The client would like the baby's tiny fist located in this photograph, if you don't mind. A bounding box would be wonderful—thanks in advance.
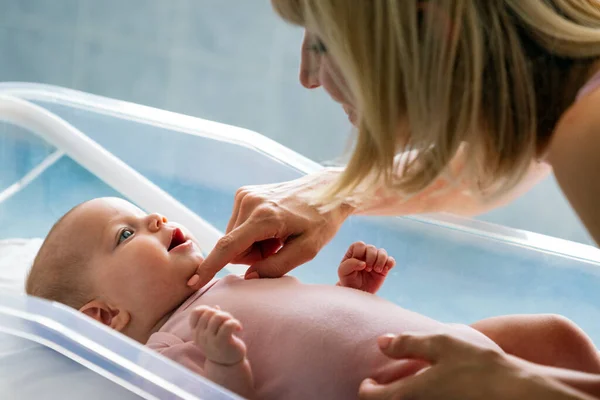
[192,306,247,366]
[338,243,395,294]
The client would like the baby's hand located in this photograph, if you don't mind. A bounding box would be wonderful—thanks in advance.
[337,242,395,294]
[189,305,247,366]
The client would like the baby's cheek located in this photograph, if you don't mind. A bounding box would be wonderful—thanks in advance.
[131,247,168,270]
[128,259,171,291]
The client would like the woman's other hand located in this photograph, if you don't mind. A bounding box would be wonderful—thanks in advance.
[359,331,593,400]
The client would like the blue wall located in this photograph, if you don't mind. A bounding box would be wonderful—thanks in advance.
[0,0,350,161]
[0,0,593,245]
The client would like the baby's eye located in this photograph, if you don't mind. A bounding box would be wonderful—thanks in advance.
[118,228,134,245]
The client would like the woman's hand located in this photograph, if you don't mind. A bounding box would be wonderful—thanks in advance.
[188,170,354,289]
[359,331,595,400]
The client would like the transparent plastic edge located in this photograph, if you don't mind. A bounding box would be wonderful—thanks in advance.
[0,293,242,400]
[0,82,597,263]
[0,325,160,400]
[403,213,600,266]
[0,82,322,173]
[0,94,249,274]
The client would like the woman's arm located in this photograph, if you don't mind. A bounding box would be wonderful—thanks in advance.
[351,144,550,217]
[192,144,549,286]
[510,356,600,398]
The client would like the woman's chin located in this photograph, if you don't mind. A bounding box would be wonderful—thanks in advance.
[342,104,358,125]
[347,111,358,125]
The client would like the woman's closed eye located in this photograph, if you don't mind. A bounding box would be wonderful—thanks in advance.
[117,228,134,245]
[310,38,327,54]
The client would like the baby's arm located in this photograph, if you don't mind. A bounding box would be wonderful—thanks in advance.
[337,241,395,294]
[190,305,256,399]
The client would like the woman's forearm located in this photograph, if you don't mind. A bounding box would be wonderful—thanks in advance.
[349,147,550,217]
[510,355,600,399]
[536,366,600,398]
[305,144,549,218]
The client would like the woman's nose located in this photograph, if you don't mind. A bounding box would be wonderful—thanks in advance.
[300,67,321,89]
[148,213,167,231]
[299,32,321,89]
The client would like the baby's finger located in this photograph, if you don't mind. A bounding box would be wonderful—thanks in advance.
[189,305,211,329]
[385,257,396,270]
[365,245,377,268]
[340,244,354,263]
[217,318,242,339]
[208,311,232,335]
[349,241,367,261]
[373,248,388,273]
[197,307,217,332]
[338,258,366,278]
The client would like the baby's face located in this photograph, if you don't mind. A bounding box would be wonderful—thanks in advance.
[67,197,201,319]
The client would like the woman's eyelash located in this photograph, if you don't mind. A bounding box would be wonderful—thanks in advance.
[310,39,327,53]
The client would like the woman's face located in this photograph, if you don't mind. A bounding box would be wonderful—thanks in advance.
[299,31,358,125]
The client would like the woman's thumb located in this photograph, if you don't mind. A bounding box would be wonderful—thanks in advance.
[248,237,318,278]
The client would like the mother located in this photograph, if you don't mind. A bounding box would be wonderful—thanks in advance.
[192,1,600,399]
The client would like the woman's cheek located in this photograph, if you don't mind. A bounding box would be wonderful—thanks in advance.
[321,61,352,106]
[321,72,344,103]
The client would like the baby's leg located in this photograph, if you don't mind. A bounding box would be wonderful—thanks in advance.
[471,314,600,373]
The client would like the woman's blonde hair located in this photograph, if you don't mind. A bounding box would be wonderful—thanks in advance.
[272,0,600,206]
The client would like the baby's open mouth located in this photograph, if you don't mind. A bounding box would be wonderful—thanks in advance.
[168,228,187,252]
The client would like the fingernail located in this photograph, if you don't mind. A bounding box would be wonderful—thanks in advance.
[187,274,200,287]
[378,334,395,349]
[245,271,259,280]
[361,378,377,389]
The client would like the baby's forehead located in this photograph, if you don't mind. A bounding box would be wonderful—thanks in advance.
[38,198,144,270]
[78,197,144,220]
[60,198,145,237]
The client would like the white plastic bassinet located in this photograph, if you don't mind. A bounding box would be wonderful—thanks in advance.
[1,83,599,399]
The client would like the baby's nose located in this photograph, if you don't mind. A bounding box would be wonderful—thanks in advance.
[148,213,167,231]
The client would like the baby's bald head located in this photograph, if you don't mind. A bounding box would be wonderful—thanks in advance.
[26,201,96,309]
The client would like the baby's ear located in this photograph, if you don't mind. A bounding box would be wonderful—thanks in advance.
[80,300,130,332]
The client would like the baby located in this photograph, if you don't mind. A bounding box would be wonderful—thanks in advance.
[26,197,600,399]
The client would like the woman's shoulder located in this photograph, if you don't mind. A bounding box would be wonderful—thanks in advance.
[550,88,600,161]
[547,90,600,243]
